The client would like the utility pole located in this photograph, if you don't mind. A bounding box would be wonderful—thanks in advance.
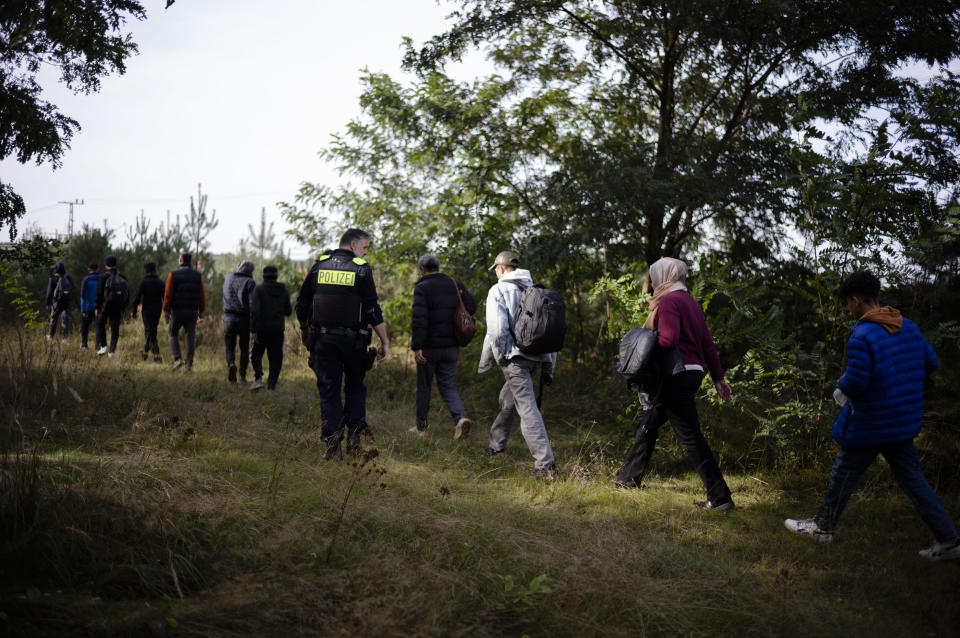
[58,199,84,236]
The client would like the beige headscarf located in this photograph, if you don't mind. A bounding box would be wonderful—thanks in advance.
[642,257,687,329]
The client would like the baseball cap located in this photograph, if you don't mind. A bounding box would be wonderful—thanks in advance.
[489,250,519,270]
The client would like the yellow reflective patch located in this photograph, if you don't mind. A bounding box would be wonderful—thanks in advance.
[317,269,356,286]
[352,257,367,265]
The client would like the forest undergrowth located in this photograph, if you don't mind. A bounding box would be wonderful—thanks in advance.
[1,323,958,637]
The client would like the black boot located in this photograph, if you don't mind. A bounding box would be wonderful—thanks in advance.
[346,421,368,455]
[322,437,342,461]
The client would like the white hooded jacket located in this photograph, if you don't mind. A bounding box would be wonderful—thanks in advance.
[478,268,557,373]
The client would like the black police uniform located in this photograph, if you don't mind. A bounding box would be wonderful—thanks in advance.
[295,248,384,452]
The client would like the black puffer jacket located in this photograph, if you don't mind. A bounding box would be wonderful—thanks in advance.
[132,274,165,316]
[251,280,292,334]
[411,273,477,350]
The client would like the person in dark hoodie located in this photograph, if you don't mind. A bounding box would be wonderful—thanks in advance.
[222,260,256,383]
[131,261,166,362]
[95,255,129,357]
[409,253,477,439]
[249,265,292,391]
[45,261,74,340]
[79,263,99,349]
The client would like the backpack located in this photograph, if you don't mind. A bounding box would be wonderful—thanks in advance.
[53,275,73,301]
[104,271,130,307]
[615,327,686,393]
[510,282,566,355]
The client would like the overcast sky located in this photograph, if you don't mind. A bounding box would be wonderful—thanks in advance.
[2,0,473,259]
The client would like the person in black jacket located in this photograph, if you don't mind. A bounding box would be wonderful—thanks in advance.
[131,262,166,362]
[45,261,74,340]
[95,255,129,357]
[163,253,205,371]
[409,253,477,439]
[249,265,292,391]
[222,261,256,383]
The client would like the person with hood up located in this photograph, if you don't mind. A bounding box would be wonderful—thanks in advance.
[785,270,959,560]
[478,250,558,480]
[79,263,99,349]
[249,265,292,391]
[95,255,129,357]
[131,261,165,362]
[222,260,256,383]
[613,257,734,511]
[45,261,74,340]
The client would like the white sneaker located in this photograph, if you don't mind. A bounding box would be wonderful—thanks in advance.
[919,538,960,561]
[96,347,108,356]
[249,379,265,391]
[454,417,471,440]
[407,426,428,437]
[784,518,833,543]
[107,352,115,358]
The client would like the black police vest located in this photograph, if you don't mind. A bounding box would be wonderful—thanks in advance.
[311,254,366,328]
[170,266,203,310]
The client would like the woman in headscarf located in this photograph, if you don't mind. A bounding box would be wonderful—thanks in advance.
[615,257,735,510]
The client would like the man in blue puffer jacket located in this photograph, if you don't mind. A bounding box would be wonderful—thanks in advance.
[785,271,959,561]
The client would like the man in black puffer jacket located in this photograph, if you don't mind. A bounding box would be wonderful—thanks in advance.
[250,265,291,391]
[409,253,477,439]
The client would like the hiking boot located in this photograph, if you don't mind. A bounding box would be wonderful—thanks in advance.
[695,498,735,511]
[614,478,642,489]
[408,426,428,437]
[322,438,342,461]
[172,359,184,370]
[784,518,833,543]
[454,417,471,440]
[919,538,960,561]
[482,447,504,457]
[249,379,265,391]
[532,463,559,481]
[347,425,366,454]
[228,364,237,383]
[97,347,109,356]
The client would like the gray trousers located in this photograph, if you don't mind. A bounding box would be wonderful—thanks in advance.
[168,309,198,364]
[489,358,555,469]
[415,347,467,429]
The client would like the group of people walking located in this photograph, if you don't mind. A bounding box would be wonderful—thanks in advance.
[43,253,292,390]
[41,227,960,562]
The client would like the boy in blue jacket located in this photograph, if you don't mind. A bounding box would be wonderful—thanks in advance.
[785,271,959,560]
[79,263,100,349]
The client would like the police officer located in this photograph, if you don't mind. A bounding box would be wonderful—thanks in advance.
[296,228,390,459]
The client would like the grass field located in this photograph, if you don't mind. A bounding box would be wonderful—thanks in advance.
[2,321,958,637]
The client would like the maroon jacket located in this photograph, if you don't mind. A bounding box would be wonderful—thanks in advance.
[653,290,724,381]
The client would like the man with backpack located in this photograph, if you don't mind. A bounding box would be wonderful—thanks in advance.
[249,265,291,391]
[478,251,560,480]
[222,260,256,383]
[44,261,74,340]
[163,252,206,372]
[79,263,99,349]
[409,253,477,439]
[95,255,130,357]
[131,261,165,362]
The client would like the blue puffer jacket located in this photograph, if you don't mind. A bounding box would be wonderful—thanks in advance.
[832,317,938,447]
[80,272,99,312]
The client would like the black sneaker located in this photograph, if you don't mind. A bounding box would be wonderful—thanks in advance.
[695,498,735,511]
[532,463,559,481]
[482,447,504,457]
[346,423,367,455]
[322,438,342,461]
[613,478,641,489]
[228,364,237,383]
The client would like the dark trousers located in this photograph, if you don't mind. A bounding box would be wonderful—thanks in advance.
[312,334,367,441]
[48,303,70,338]
[142,312,161,354]
[80,311,96,347]
[168,309,198,365]
[224,316,250,375]
[617,370,732,503]
[415,346,467,428]
[251,331,284,389]
[97,307,123,353]
[815,439,958,541]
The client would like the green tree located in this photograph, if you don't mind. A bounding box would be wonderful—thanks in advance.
[0,0,149,242]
